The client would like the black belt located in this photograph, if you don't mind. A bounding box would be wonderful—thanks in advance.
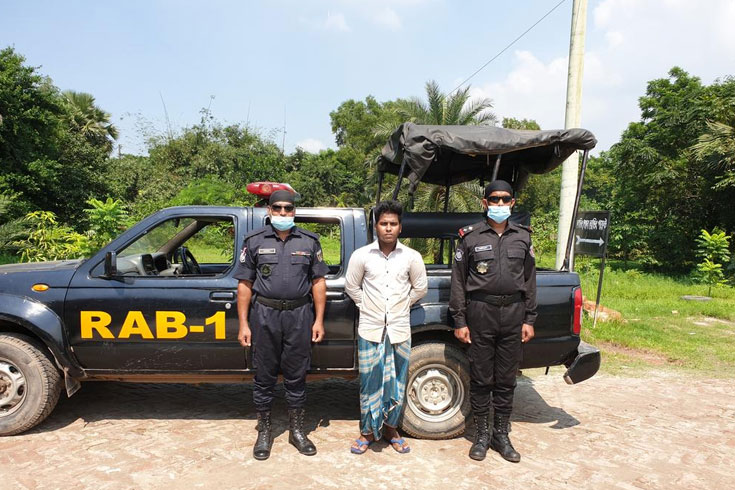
[255,295,311,310]
[468,292,523,306]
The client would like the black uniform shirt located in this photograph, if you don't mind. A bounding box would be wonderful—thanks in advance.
[449,220,537,328]
[233,225,329,299]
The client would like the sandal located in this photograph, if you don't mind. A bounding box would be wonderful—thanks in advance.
[389,437,411,454]
[350,437,373,454]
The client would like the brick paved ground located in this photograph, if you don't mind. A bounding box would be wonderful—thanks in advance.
[1,367,733,489]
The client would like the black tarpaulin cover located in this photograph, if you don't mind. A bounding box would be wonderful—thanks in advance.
[378,123,597,194]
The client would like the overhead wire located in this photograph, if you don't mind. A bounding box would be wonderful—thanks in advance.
[449,0,569,95]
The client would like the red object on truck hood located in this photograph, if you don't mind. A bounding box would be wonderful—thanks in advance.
[246,182,296,198]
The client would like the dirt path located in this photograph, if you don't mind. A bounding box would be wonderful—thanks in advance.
[1,368,733,489]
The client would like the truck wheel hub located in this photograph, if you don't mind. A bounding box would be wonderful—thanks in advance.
[0,360,27,417]
[407,363,464,423]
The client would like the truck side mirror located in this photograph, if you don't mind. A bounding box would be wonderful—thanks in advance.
[104,251,118,277]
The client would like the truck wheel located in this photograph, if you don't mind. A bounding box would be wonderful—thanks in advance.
[400,342,471,440]
[0,333,62,436]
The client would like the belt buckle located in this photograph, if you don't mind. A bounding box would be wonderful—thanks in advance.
[280,299,288,310]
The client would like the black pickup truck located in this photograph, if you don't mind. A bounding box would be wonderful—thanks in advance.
[0,124,601,438]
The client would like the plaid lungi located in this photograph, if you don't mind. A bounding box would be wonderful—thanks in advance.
[358,334,411,439]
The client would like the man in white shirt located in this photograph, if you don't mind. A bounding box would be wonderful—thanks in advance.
[344,200,428,454]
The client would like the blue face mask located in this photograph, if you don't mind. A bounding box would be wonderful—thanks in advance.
[487,205,511,223]
[271,215,295,231]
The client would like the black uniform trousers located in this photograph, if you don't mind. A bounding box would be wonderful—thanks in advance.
[466,299,524,416]
[251,301,314,412]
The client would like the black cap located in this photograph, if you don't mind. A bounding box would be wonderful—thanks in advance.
[269,190,295,205]
[484,179,514,198]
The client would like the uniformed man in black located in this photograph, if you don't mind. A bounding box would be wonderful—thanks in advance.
[449,179,537,463]
[234,190,329,460]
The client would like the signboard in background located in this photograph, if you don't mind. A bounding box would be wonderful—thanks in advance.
[573,211,611,329]
[574,211,610,257]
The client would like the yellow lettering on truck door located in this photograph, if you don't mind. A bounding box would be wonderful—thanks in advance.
[118,311,154,339]
[80,311,114,339]
[156,311,188,339]
[205,311,226,340]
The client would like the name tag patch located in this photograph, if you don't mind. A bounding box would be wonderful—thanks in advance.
[291,250,310,256]
[258,248,276,255]
[474,245,493,252]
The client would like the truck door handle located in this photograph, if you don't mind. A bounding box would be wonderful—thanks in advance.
[210,291,236,302]
[327,291,345,300]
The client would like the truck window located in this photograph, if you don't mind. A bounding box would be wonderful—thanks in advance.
[403,237,455,268]
[115,216,235,276]
[296,218,342,277]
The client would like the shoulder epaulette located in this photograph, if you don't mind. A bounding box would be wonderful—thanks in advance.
[298,227,320,241]
[517,224,533,233]
[244,226,268,241]
[458,222,482,238]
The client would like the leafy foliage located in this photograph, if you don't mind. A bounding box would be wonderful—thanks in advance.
[601,68,735,272]
[81,198,129,256]
[0,47,112,226]
[16,211,85,262]
[696,259,726,296]
[62,90,119,152]
[502,117,540,130]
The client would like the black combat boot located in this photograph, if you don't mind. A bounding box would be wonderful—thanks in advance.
[490,413,521,463]
[288,408,317,456]
[253,411,273,461]
[469,413,491,461]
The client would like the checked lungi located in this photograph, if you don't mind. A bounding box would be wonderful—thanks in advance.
[358,334,411,439]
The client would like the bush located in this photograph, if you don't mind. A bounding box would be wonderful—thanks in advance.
[694,229,732,295]
[15,211,85,262]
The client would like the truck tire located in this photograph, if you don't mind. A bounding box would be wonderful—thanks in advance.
[0,333,62,436]
[400,342,471,440]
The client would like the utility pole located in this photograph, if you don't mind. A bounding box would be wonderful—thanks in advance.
[556,0,588,269]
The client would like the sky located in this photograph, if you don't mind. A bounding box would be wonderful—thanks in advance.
[2,0,734,156]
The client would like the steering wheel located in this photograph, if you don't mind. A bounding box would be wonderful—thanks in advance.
[174,246,201,274]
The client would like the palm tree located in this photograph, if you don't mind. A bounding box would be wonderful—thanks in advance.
[377,81,497,261]
[691,114,735,190]
[378,80,497,209]
[376,80,496,139]
[62,90,119,153]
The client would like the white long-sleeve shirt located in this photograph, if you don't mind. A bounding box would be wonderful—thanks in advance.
[344,240,428,344]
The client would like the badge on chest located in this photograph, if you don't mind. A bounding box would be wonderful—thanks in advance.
[476,261,489,274]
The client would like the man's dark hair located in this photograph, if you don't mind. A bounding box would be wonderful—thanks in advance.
[374,200,403,223]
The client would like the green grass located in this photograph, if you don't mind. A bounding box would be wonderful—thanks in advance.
[319,235,341,265]
[578,265,735,377]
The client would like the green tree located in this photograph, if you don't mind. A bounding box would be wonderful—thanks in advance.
[694,229,731,295]
[330,96,399,154]
[378,81,496,139]
[62,90,119,153]
[0,47,111,226]
[121,115,288,219]
[502,117,540,130]
[15,211,84,262]
[690,96,735,190]
[81,198,129,255]
[0,192,25,260]
[286,147,369,207]
[604,67,735,271]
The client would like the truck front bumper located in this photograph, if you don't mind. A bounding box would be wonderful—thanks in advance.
[563,341,601,385]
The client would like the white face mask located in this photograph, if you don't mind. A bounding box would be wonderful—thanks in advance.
[270,215,294,231]
[487,206,511,223]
